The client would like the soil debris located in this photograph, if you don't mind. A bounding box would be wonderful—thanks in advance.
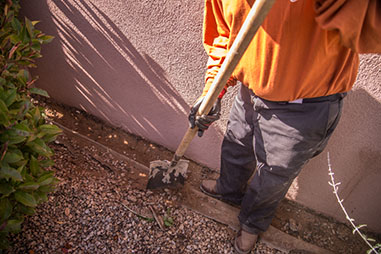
[7,97,379,253]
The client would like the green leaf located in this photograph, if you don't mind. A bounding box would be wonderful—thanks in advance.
[18,182,39,191]
[3,150,24,164]
[0,99,9,112]
[29,155,40,176]
[23,172,34,183]
[41,134,59,143]
[0,162,23,181]
[30,87,49,97]
[11,17,22,32]
[0,110,9,125]
[38,185,55,194]
[38,176,53,186]
[14,190,37,207]
[20,24,29,44]
[25,17,34,39]
[32,106,41,125]
[26,133,36,144]
[7,109,19,120]
[3,219,23,233]
[0,182,15,197]
[0,129,27,145]
[3,88,17,107]
[17,69,30,85]
[39,159,55,168]
[164,216,174,227]
[7,134,26,145]
[0,198,12,222]
[27,138,53,157]
[12,124,31,138]
[18,100,31,119]
[16,204,35,216]
[33,190,47,203]
[15,160,27,172]
[38,124,61,136]
[5,9,14,20]
[39,35,54,44]
[31,40,41,51]
[0,2,56,245]
[9,33,20,44]
[38,172,54,186]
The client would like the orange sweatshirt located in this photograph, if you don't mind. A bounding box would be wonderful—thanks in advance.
[202,0,381,101]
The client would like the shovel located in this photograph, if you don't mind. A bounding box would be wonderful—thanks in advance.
[146,0,276,190]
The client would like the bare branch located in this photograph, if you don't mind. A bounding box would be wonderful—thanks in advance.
[327,152,379,254]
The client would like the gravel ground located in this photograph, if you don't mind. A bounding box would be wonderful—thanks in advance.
[8,133,283,254]
[8,97,378,254]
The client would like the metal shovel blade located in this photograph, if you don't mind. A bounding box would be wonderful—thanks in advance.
[146,159,189,190]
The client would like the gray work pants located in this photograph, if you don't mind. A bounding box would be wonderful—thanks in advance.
[216,85,345,234]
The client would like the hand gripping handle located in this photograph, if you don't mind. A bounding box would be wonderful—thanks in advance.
[173,0,277,163]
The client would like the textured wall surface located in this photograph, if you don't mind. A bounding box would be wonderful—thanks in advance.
[21,1,381,232]
[292,54,381,233]
[21,0,227,166]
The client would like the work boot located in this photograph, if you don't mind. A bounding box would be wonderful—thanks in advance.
[200,180,242,207]
[200,180,222,199]
[234,229,258,254]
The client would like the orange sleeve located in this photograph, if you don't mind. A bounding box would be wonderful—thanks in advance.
[315,0,381,53]
[202,0,237,97]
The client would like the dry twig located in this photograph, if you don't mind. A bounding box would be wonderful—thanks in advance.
[149,205,165,230]
[327,152,380,254]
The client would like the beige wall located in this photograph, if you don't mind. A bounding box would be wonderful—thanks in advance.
[21,1,381,233]
[290,54,381,233]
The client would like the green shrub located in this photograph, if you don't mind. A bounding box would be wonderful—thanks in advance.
[0,0,61,249]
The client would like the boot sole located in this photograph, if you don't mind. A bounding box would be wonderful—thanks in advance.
[199,184,241,208]
[234,236,252,254]
[199,183,223,199]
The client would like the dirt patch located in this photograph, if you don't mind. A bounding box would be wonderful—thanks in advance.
[9,113,281,253]
[32,97,380,253]
[9,132,239,253]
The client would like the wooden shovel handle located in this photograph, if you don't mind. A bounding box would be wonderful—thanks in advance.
[174,0,276,161]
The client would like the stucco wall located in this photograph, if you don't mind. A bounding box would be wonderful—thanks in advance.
[290,54,381,233]
[21,1,381,233]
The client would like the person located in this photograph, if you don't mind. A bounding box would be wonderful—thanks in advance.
[188,0,381,253]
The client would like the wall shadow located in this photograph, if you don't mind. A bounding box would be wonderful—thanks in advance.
[20,0,381,232]
[20,0,224,162]
[294,88,381,232]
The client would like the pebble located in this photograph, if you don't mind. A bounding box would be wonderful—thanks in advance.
[289,218,299,232]
[127,195,137,203]
[8,133,286,254]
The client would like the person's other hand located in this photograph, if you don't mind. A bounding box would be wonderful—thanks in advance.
[188,97,221,137]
